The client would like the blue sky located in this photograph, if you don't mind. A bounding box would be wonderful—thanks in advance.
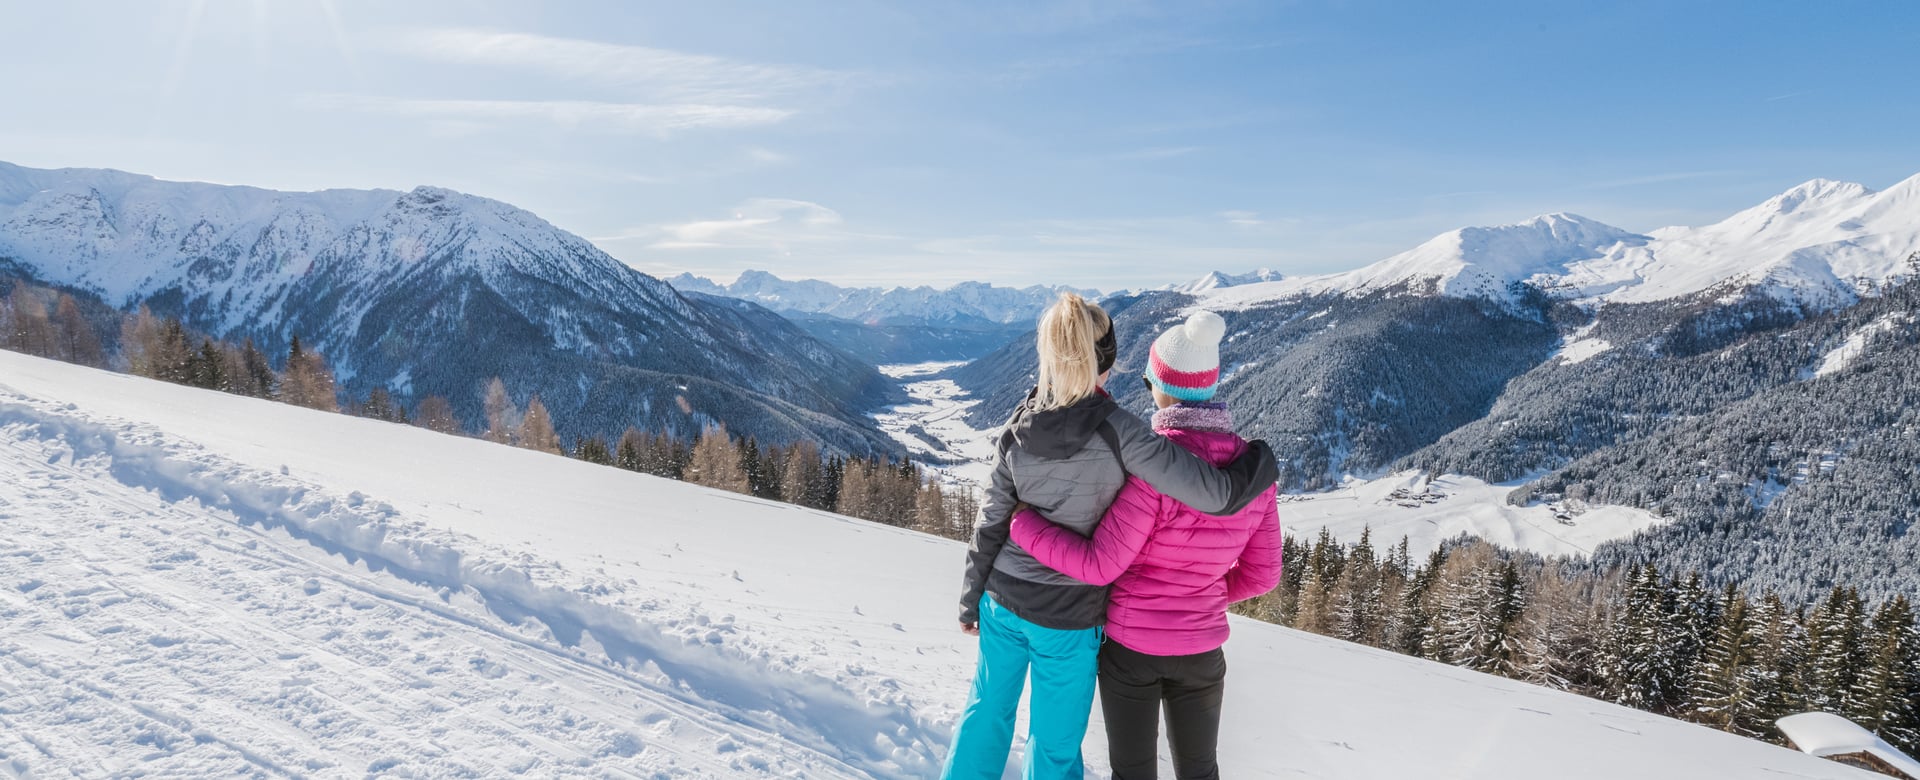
[2,1,1917,290]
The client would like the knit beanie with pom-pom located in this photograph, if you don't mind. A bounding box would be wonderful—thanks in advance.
[1147,310,1226,401]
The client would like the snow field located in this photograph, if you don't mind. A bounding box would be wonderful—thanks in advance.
[871,362,998,488]
[0,350,1877,779]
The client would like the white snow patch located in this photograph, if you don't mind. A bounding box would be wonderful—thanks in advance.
[1554,337,1614,365]
[1811,312,1912,378]
[1283,471,1667,559]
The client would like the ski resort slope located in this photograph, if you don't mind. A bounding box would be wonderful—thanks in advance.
[0,351,1874,779]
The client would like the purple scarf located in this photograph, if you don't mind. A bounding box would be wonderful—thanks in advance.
[1151,401,1233,434]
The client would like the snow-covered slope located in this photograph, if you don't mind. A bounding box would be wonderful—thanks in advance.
[1283,471,1667,559]
[1204,173,1920,312]
[0,349,1874,779]
[0,161,900,452]
[668,270,1097,326]
[1163,268,1286,295]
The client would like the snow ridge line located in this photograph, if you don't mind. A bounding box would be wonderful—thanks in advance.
[0,398,943,778]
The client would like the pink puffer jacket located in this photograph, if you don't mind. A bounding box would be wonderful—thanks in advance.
[1010,403,1282,656]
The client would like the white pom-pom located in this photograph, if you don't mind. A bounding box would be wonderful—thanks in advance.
[1184,310,1227,345]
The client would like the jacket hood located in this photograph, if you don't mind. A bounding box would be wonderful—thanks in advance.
[1006,388,1119,459]
[1155,402,1247,467]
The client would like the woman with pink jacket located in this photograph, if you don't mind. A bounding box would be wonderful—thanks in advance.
[1009,310,1282,780]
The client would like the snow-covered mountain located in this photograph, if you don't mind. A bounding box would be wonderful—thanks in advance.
[1163,268,1286,295]
[1204,174,1920,312]
[668,269,1098,327]
[0,161,900,453]
[0,349,1875,779]
[950,173,1920,606]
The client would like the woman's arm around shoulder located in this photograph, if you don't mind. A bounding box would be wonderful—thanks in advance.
[1105,409,1279,516]
[1009,476,1162,586]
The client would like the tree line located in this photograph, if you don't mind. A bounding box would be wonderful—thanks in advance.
[1,280,982,545]
[1234,529,1920,759]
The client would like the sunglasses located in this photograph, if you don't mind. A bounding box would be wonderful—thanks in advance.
[1141,376,1154,393]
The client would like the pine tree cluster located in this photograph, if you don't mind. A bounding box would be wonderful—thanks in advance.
[1239,530,1920,756]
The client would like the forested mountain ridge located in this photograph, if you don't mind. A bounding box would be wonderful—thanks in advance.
[952,175,1920,603]
[0,162,902,454]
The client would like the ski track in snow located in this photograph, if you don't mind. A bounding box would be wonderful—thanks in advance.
[0,397,937,779]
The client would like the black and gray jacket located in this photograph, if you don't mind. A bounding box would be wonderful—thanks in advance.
[958,389,1280,630]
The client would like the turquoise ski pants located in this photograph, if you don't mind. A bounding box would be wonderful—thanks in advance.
[942,594,1100,780]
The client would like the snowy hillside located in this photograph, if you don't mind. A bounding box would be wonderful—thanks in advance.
[0,349,1874,779]
[0,161,900,452]
[1203,173,1920,311]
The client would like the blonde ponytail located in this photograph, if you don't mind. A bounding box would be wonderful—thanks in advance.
[1033,292,1112,411]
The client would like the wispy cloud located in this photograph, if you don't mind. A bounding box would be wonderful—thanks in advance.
[596,199,893,252]
[391,29,853,103]
[1220,210,1266,227]
[299,94,790,134]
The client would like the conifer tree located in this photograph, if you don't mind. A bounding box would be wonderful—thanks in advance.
[1802,586,1866,715]
[1333,528,1386,646]
[1686,584,1766,736]
[280,335,338,411]
[518,394,562,454]
[1748,593,1806,729]
[573,434,613,466]
[616,428,648,472]
[779,440,827,509]
[3,285,55,357]
[1850,596,1920,752]
[154,318,194,384]
[1434,551,1527,677]
[240,337,276,398]
[1602,564,1684,713]
[686,425,749,494]
[53,293,102,366]
[912,479,951,538]
[1390,548,1446,658]
[482,377,517,444]
[119,306,162,376]
[415,396,460,435]
[191,338,227,391]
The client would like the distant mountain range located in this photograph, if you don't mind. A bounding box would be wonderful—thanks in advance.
[666,270,1100,363]
[667,269,1099,327]
[0,161,902,454]
[953,173,1920,603]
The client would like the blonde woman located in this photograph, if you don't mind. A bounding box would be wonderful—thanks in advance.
[944,294,1278,780]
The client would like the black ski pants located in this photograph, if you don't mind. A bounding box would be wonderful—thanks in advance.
[1098,639,1228,780]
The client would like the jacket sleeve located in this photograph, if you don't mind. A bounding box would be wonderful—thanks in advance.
[1106,410,1280,516]
[959,438,1019,624]
[1009,477,1160,586]
[1225,487,1283,603]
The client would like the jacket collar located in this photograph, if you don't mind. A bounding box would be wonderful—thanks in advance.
[1007,386,1120,459]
